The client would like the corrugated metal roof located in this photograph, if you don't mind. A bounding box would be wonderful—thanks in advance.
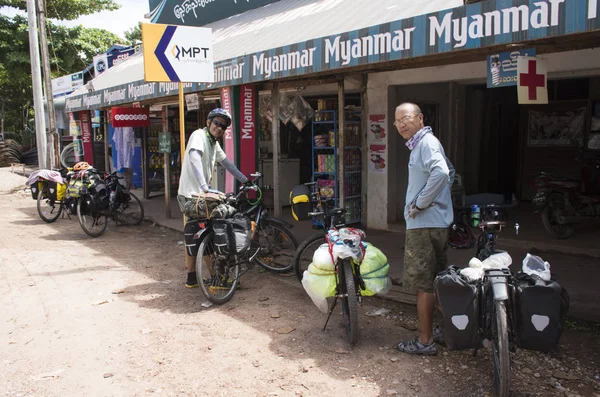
[65,0,462,100]
[207,0,463,61]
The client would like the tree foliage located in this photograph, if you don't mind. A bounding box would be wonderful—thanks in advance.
[0,0,120,21]
[124,22,142,46]
[0,2,122,142]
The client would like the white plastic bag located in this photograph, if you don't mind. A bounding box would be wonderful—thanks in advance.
[301,265,336,313]
[481,252,512,269]
[522,253,551,281]
[312,244,334,271]
[460,267,484,283]
[468,257,484,269]
[326,228,366,262]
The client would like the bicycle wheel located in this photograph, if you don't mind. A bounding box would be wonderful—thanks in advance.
[492,300,510,397]
[77,198,108,238]
[37,187,62,223]
[340,259,359,346]
[292,233,325,282]
[60,142,77,169]
[115,192,144,226]
[254,220,298,273]
[197,231,240,305]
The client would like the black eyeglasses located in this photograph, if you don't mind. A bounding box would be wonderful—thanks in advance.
[212,120,228,130]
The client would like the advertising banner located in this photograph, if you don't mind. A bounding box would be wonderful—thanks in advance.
[221,87,235,193]
[141,23,214,83]
[111,107,151,127]
[487,49,536,88]
[238,85,257,180]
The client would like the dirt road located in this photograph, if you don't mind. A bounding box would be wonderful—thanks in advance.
[1,173,599,396]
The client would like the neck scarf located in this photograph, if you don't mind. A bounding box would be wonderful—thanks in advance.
[405,126,432,151]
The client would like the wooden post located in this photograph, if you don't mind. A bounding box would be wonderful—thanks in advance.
[337,79,345,210]
[271,83,281,218]
[163,105,171,218]
[164,153,171,218]
[179,83,185,225]
[104,110,110,175]
[360,73,368,226]
[141,121,148,199]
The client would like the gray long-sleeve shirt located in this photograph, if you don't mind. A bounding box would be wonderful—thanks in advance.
[404,131,455,229]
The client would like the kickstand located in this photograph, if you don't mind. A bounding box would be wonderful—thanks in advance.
[323,296,338,331]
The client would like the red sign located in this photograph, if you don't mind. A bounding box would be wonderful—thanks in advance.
[221,87,235,193]
[239,85,257,181]
[520,60,544,100]
[111,107,150,127]
[79,111,95,166]
[517,56,548,104]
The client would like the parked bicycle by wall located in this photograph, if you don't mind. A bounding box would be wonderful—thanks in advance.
[290,182,391,346]
[77,171,144,237]
[189,173,298,304]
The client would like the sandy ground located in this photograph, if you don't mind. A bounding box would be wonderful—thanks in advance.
[1,167,599,397]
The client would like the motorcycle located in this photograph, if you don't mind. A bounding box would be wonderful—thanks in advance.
[531,149,600,239]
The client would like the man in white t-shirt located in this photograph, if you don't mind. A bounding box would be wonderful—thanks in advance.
[177,108,249,288]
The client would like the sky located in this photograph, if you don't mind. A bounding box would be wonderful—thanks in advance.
[0,0,148,39]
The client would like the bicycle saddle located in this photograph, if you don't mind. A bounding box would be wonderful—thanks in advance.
[331,208,346,216]
[479,220,506,230]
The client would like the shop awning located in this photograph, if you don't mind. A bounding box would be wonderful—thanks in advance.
[208,0,463,61]
[64,0,600,112]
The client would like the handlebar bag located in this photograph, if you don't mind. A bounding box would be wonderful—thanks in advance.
[434,266,482,350]
[515,273,569,352]
[290,184,311,221]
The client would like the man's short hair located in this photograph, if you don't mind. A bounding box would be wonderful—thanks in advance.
[396,102,422,115]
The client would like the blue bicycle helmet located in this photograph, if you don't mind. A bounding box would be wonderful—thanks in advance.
[207,108,232,127]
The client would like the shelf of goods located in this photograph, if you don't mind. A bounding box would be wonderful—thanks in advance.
[311,109,363,224]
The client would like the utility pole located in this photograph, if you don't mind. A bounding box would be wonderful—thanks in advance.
[26,0,47,169]
[37,0,59,169]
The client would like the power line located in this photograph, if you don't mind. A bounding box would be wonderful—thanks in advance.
[48,3,94,72]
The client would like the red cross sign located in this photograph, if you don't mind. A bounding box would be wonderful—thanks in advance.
[517,56,548,104]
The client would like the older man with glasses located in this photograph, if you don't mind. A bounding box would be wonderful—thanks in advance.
[177,107,249,289]
[394,102,455,356]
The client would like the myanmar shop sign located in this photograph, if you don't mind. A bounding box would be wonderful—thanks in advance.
[148,0,281,27]
[235,0,599,82]
[66,0,600,112]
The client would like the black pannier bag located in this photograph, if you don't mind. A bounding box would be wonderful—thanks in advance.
[212,215,253,254]
[290,184,311,221]
[46,181,58,201]
[515,273,569,352]
[63,197,77,215]
[184,220,204,257]
[30,180,46,200]
[434,266,481,350]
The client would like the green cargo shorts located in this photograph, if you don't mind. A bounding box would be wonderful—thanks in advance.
[403,228,449,294]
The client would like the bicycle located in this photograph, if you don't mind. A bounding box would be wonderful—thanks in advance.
[194,173,298,304]
[35,141,81,223]
[35,168,75,223]
[454,198,519,397]
[77,171,145,237]
[291,182,366,345]
[291,181,347,281]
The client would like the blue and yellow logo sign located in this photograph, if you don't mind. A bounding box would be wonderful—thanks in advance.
[142,23,214,83]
